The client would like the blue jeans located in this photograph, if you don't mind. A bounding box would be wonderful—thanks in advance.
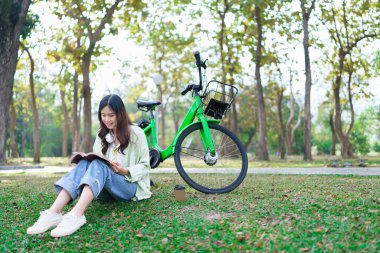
[54,159,137,203]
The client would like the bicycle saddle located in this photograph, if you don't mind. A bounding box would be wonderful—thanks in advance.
[136,100,161,111]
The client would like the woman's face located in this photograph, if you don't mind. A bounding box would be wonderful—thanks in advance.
[101,106,117,131]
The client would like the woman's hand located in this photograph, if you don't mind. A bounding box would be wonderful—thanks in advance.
[109,161,130,176]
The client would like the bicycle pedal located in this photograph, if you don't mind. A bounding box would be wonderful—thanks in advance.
[149,149,161,169]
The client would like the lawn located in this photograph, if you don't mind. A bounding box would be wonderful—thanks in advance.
[0,173,379,252]
[5,155,380,168]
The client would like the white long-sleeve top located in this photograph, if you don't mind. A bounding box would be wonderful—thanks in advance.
[93,125,151,201]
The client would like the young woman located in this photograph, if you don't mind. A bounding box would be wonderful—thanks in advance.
[27,94,151,237]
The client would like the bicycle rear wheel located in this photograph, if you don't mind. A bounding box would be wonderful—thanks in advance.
[174,122,248,194]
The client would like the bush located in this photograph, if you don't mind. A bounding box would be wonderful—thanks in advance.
[373,142,380,152]
[351,130,370,155]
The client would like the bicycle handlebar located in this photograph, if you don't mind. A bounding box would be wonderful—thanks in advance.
[194,51,202,67]
[181,85,193,96]
[181,51,207,96]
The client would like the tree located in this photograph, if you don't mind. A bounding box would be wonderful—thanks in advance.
[9,99,19,158]
[57,68,71,157]
[285,84,303,155]
[47,31,82,153]
[20,42,40,163]
[12,63,33,158]
[253,4,269,160]
[300,0,317,161]
[52,0,144,152]
[321,0,379,158]
[0,0,31,164]
[270,4,304,156]
[240,1,278,160]
[205,0,242,134]
[135,1,195,146]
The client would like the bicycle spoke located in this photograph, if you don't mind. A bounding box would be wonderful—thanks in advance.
[180,151,204,160]
[180,146,205,153]
[175,123,247,194]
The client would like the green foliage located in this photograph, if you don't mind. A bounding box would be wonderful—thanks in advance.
[372,50,380,76]
[349,107,378,155]
[312,103,333,155]
[350,130,370,155]
[7,0,380,160]
[1,174,379,251]
[373,142,380,153]
[39,124,68,157]
[21,13,39,40]
[312,134,332,155]
[350,106,380,155]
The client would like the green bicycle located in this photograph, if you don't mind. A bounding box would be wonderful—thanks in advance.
[136,52,248,194]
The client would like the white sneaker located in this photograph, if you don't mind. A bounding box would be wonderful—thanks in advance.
[27,210,63,235]
[50,213,86,237]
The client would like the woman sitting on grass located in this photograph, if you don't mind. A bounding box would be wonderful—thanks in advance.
[27,94,151,237]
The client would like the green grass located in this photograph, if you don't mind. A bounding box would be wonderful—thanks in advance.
[6,155,380,168]
[0,173,379,252]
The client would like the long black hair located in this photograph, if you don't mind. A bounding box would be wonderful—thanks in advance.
[98,94,132,155]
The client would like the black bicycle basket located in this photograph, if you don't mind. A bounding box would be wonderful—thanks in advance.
[201,80,238,119]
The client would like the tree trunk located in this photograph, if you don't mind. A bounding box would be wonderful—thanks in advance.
[9,100,19,158]
[218,7,230,130]
[20,117,26,157]
[72,72,80,152]
[160,102,166,147]
[329,110,336,155]
[276,89,286,159]
[333,53,354,158]
[60,88,69,156]
[301,0,316,161]
[285,84,295,154]
[22,43,40,163]
[156,79,165,147]
[81,54,92,152]
[244,128,255,153]
[228,72,238,134]
[156,60,166,147]
[0,0,31,164]
[171,105,179,133]
[333,73,350,158]
[291,106,303,154]
[254,6,269,160]
[79,0,122,152]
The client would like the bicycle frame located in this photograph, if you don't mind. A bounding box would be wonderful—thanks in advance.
[142,95,220,162]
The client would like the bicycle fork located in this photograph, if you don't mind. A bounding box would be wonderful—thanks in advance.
[196,110,218,164]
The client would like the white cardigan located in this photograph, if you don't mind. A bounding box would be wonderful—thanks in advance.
[93,125,151,201]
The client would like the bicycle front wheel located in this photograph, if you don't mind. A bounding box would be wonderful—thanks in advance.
[174,122,248,194]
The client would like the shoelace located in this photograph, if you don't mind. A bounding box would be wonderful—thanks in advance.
[56,215,80,228]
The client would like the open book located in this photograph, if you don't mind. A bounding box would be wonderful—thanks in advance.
[70,152,111,165]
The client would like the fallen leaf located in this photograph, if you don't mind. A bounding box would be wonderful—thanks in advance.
[236,232,245,241]
[315,226,324,232]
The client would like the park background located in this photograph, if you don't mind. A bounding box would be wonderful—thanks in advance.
[1,0,380,164]
[1,1,380,252]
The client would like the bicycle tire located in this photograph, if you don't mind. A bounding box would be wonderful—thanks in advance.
[174,122,248,194]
